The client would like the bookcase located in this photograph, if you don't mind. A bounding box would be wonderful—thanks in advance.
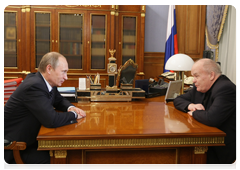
[4,8,22,70]
[4,5,146,87]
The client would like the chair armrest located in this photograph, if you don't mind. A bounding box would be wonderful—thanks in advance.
[4,139,26,164]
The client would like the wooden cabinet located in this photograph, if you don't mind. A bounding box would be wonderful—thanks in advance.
[116,5,145,80]
[4,5,146,87]
[4,6,25,79]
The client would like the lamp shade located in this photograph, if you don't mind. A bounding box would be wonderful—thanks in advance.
[165,54,194,71]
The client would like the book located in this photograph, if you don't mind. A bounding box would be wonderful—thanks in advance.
[57,87,77,103]
[4,78,23,87]
[57,87,76,93]
[4,86,17,91]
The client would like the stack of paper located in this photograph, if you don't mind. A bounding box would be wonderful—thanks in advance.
[4,78,23,104]
[57,87,77,102]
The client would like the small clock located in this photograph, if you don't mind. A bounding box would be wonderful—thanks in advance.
[108,64,117,73]
[110,65,116,72]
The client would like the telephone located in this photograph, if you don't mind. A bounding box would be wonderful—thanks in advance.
[161,72,193,84]
[160,72,176,80]
[184,76,193,85]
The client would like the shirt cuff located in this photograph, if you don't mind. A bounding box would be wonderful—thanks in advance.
[67,106,77,118]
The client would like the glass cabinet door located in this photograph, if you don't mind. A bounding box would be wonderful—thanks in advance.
[35,12,51,68]
[122,16,136,65]
[4,12,18,67]
[59,13,83,69]
[91,15,106,70]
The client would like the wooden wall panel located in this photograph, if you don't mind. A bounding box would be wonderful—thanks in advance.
[144,52,164,79]
[176,5,206,60]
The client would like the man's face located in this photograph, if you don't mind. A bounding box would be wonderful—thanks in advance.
[49,57,68,87]
[191,62,212,93]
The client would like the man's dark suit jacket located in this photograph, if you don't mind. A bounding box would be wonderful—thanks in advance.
[4,72,77,163]
[174,75,236,164]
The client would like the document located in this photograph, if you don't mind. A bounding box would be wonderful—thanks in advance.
[79,78,86,90]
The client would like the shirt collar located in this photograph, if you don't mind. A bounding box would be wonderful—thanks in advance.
[40,72,52,92]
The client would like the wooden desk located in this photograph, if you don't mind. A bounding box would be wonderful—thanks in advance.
[37,96,225,164]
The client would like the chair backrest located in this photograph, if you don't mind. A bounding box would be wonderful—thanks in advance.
[116,59,138,87]
[4,78,23,104]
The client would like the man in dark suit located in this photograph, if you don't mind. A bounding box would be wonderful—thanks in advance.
[174,58,236,164]
[4,52,86,164]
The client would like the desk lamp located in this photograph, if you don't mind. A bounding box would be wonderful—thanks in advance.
[165,54,194,94]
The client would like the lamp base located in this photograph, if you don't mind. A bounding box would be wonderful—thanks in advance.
[179,71,184,94]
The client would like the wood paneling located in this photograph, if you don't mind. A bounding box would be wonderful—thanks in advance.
[176,5,206,60]
[5,5,205,85]
[4,5,145,87]
[144,52,164,79]
[144,5,206,79]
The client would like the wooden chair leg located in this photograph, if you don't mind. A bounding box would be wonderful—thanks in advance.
[13,150,24,164]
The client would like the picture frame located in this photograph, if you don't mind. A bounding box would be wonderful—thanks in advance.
[165,80,182,103]
[6,27,16,39]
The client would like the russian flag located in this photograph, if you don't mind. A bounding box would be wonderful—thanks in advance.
[163,5,178,72]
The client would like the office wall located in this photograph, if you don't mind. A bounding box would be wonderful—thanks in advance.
[144,5,169,52]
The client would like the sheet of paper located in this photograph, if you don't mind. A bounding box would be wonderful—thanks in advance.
[79,78,86,90]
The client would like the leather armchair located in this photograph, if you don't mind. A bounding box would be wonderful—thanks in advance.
[116,59,138,88]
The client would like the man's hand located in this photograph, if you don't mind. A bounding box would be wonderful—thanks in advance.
[68,107,86,119]
[188,103,205,112]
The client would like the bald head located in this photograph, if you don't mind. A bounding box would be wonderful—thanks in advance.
[191,58,222,93]
[194,58,222,76]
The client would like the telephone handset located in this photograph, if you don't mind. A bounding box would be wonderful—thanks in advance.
[184,76,193,84]
[161,72,193,84]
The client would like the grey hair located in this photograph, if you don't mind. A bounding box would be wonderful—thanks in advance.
[197,58,222,75]
[38,52,65,73]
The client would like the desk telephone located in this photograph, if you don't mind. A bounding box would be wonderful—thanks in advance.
[147,78,168,97]
[149,78,168,89]
[160,72,194,85]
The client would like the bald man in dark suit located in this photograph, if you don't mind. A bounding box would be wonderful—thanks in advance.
[174,58,236,164]
[4,52,86,164]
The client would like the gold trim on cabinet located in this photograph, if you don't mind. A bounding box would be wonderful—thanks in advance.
[54,150,67,158]
[49,150,53,157]
[111,11,115,15]
[38,137,224,149]
[4,70,31,75]
[194,146,208,154]
[25,7,30,12]
[137,72,145,75]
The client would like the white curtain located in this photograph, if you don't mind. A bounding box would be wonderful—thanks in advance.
[218,5,236,84]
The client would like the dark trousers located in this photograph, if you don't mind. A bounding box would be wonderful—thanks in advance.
[207,145,236,164]
[4,142,50,164]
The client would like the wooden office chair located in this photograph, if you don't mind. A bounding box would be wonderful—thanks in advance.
[4,139,26,164]
[230,140,238,169]
[116,59,138,88]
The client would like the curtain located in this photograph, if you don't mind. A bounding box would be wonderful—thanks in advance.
[218,6,236,84]
[205,5,228,61]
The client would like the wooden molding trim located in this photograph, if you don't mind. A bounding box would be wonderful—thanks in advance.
[38,137,224,150]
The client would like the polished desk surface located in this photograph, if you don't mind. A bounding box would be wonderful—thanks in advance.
[37,96,225,147]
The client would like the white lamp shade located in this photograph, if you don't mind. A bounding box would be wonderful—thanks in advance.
[165,54,194,71]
